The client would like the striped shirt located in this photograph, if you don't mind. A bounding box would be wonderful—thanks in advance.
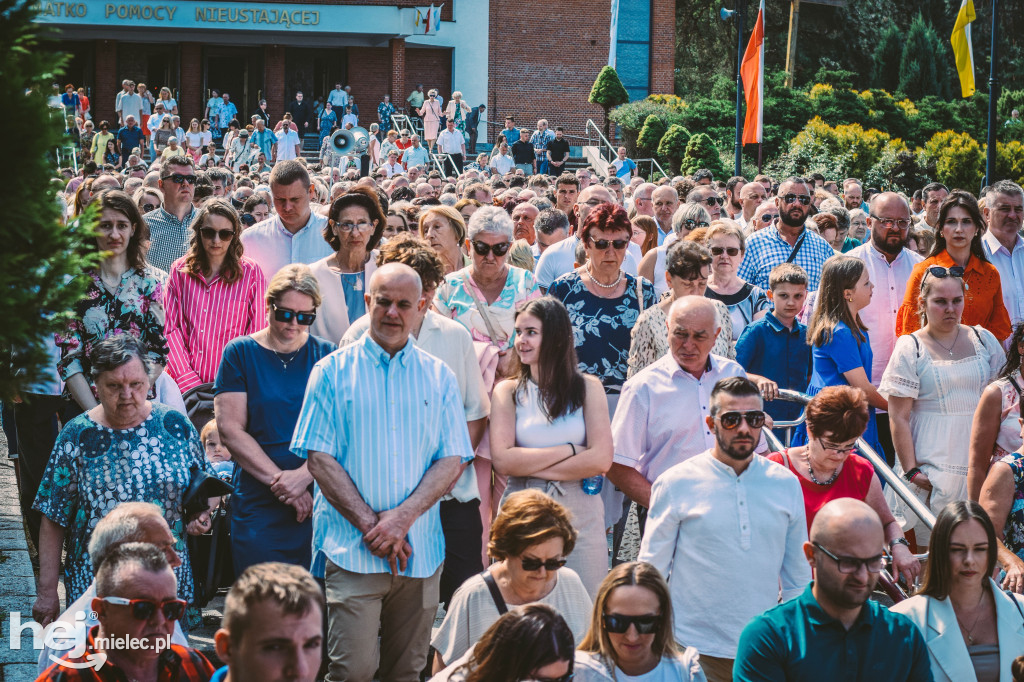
[737,225,835,291]
[239,212,333,286]
[145,205,198,273]
[163,256,268,392]
[291,334,474,578]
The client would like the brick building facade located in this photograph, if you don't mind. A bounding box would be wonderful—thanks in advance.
[39,0,674,143]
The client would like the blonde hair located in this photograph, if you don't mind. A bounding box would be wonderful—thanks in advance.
[418,204,467,243]
[452,90,463,100]
[507,239,535,271]
[705,219,746,253]
[266,263,323,309]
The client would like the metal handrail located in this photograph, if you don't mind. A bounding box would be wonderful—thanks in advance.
[634,157,667,180]
[585,119,619,165]
[390,114,421,138]
[764,389,937,532]
[430,152,456,176]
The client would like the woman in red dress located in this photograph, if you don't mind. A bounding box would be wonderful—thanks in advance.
[767,385,920,584]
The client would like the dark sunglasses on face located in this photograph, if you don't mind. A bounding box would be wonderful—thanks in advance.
[684,219,710,230]
[164,173,197,185]
[589,238,630,251]
[100,596,187,621]
[520,556,567,572]
[711,246,740,257]
[759,213,779,223]
[716,410,766,429]
[471,240,511,257]
[702,196,724,207]
[200,227,235,241]
[602,613,661,635]
[272,303,316,326]
[813,542,885,574]
[782,193,812,206]
[141,203,158,213]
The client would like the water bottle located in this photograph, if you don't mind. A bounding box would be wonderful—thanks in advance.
[581,475,604,495]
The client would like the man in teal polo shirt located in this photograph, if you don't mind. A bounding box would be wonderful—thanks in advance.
[734,498,933,682]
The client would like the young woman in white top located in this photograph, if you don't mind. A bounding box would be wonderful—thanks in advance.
[491,296,613,597]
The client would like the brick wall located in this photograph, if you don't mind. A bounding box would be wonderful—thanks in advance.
[650,0,675,94]
[265,45,286,123]
[390,38,406,107]
[405,47,452,106]
[179,43,203,126]
[347,47,391,126]
[94,40,117,125]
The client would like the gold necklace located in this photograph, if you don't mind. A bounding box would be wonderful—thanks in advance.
[954,589,987,644]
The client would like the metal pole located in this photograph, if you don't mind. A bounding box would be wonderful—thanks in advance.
[985,0,1000,186]
[784,0,800,88]
[734,1,745,176]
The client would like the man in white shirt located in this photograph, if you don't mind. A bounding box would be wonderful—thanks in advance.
[274,118,302,162]
[846,192,921,466]
[436,120,466,173]
[489,142,514,176]
[116,81,142,128]
[982,180,1024,327]
[240,160,332,284]
[638,374,810,682]
[535,185,641,291]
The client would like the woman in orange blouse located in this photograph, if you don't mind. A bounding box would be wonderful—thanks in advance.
[896,190,1012,342]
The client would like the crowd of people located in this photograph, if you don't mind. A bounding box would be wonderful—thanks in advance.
[15,90,1024,680]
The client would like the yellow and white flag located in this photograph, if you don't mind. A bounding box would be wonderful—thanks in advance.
[950,0,976,98]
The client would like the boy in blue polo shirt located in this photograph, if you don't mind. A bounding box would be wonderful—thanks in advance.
[735,263,811,423]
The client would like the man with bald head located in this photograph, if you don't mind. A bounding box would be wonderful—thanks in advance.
[735,499,931,682]
[511,201,539,244]
[652,185,680,244]
[639,376,810,682]
[631,182,656,218]
[847,192,922,465]
[292,263,474,682]
[610,297,762,522]
[736,181,768,230]
[534,184,643,290]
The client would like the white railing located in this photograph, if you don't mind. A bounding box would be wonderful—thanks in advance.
[391,114,421,139]
[584,120,667,181]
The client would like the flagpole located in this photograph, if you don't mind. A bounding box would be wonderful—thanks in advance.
[757,143,762,174]
[733,2,744,175]
[984,0,999,186]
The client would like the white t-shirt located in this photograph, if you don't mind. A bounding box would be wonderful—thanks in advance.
[572,650,707,682]
[275,129,301,160]
[489,153,514,175]
[185,131,205,149]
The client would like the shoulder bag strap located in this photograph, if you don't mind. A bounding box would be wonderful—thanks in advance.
[785,231,807,264]
[480,571,508,615]
[464,274,507,346]
[636,276,645,315]
[1008,373,1024,402]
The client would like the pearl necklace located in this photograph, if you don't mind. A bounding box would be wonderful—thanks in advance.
[586,262,623,289]
[806,452,840,486]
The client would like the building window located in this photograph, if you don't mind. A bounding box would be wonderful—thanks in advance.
[616,0,652,102]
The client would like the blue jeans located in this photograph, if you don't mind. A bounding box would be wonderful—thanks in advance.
[536,156,549,175]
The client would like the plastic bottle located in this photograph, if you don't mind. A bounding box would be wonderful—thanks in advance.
[581,475,603,495]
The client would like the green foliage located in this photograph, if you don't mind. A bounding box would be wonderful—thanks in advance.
[996,141,1024,186]
[773,117,907,185]
[679,133,725,179]
[871,25,903,94]
[808,83,871,128]
[636,115,668,158]
[0,0,100,399]
[812,67,856,90]
[657,125,691,175]
[999,89,1024,119]
[590,66,629,140]
[899,14,952,101]
[922,130,984,191]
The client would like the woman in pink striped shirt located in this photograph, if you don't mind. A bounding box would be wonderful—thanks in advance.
[164,199,267,392]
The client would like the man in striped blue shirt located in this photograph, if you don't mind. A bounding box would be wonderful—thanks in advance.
[291,263,472,682]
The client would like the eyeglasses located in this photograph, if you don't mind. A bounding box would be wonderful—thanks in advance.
[589,238,630,251]
[602,613,661,635]
[100,597,187,621]
[870,215,912,230]
[520,556,567,572]
[163,173,197,185]
[782,193,812,206]
[711,246,740,257]
[715,410,766,429]
[927,266,964,278]
[702,196,724,207]
[334,221,373,233]
[140,203,158,213]
[471,240,511,257]
[812,542,884,574]
[272,304,316,326]
[200,227,235,241]
[759,213,779,223]
[816,438,858,455]
[684,219,710,230]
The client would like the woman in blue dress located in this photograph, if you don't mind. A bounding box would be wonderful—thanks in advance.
[214,264,335,574]
[548,203,657,416]
[799,256,887,454]
[318,101,338,149]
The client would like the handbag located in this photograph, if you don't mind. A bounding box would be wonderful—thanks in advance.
[182,465,234,520]
[480,570,508,615]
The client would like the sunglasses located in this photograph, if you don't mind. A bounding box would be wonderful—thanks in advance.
[684,219,710,230]
[711,246,740,257]
[702,196,724,207]
[141,203,158,213]
[472,240,511,257]
[589,238,630,251]
[164,173,197,185]
[200,227,235,241]
[602,613,661,635]
[782,193,812,206]
[100,596,187,621]
[272,303,316,325]
[759,213,780,223]
[520,556,567,572]
[927,266,964,278]
[813,542,884,574]
[716,410,766,429]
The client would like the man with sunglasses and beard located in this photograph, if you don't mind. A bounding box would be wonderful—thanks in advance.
[738,176,836,292]
[734,499,931,682]
[638,375,810,682]
[846,192,922,466]
[144,156,198,272]
[40,543,215,681]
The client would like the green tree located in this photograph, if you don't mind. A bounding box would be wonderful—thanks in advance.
[871,24,903,93]
[1,0,99,398]
[657,125,691,176]
[922,130,984,190]
[589,66,629,142]
[996,140,1024,185]
[679,133,726,179]
[636,115,668,158]
[899,14,952,101]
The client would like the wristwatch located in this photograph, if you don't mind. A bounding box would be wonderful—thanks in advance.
[888,537,910,550]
